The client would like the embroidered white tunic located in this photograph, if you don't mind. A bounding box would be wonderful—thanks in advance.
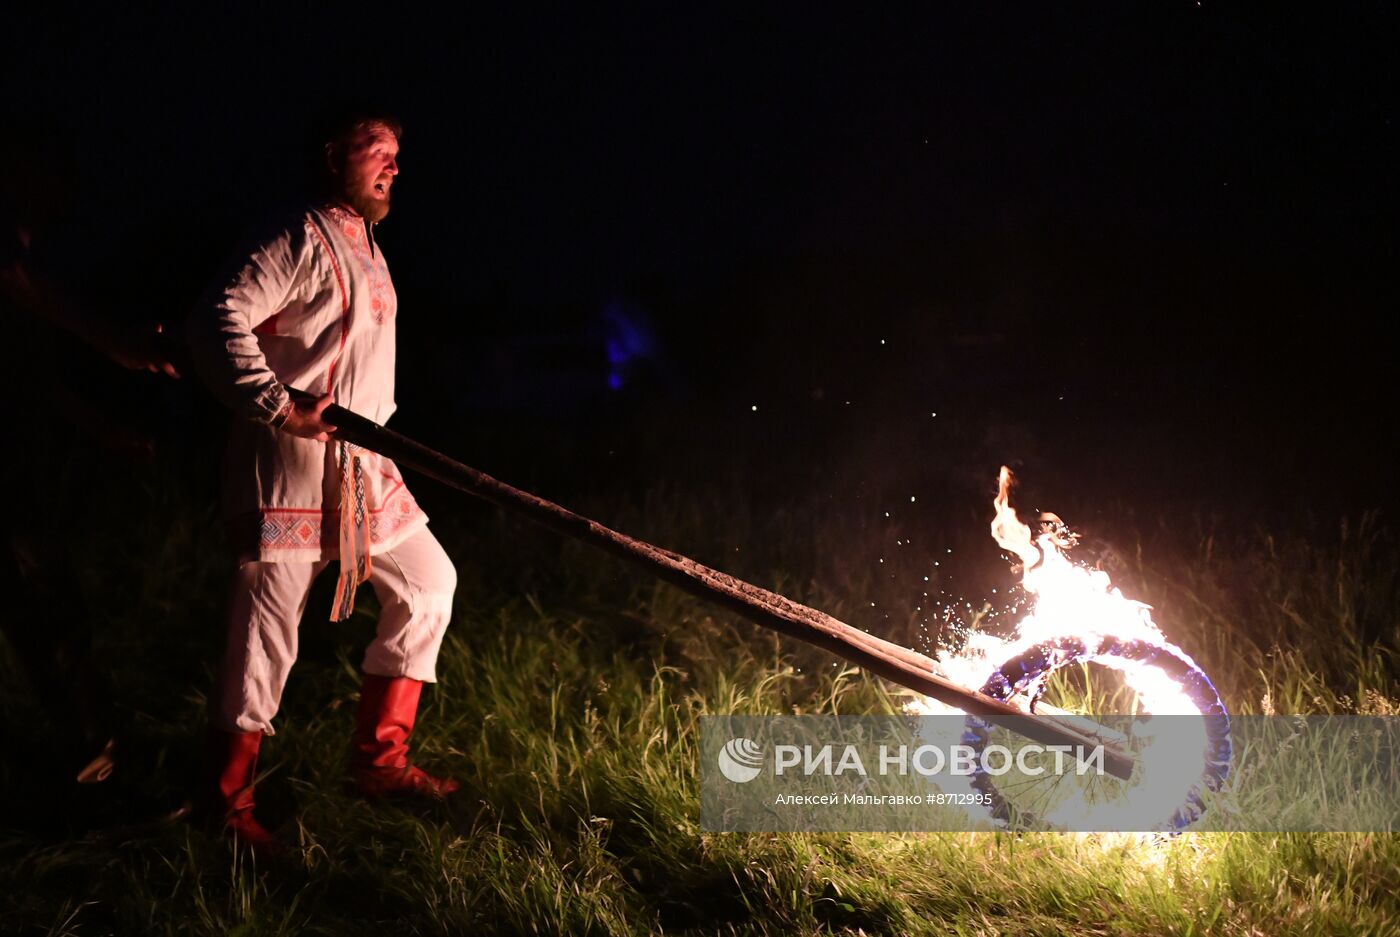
[189,203,426,562]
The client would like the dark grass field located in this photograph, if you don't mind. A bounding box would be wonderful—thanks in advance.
[1,430,1396,935]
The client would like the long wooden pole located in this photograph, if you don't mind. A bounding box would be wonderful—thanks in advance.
[318,401,1134,781]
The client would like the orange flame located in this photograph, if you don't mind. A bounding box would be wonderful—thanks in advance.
[991,465,1041,571]
[908,466,1217,829]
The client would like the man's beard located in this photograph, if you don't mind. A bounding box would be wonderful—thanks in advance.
[348,187,391,223]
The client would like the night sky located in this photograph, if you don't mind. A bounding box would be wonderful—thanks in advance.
[5,4,1396,517]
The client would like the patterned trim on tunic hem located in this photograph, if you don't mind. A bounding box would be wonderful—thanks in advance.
[248,512,429,565]
[240,482,427,561]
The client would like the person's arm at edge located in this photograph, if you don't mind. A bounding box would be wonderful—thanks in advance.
[1,227,180,377]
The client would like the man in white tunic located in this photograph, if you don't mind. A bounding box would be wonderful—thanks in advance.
[189,114,459,851]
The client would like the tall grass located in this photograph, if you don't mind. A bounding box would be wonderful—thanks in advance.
[0,460,1395,935]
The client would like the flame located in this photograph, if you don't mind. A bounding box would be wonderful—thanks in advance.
[910,466,1215,829]
[990,465,1042,570]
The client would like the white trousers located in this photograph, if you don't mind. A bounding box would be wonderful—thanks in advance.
[215,526,457,734]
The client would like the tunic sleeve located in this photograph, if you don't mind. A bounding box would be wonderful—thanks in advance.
[188,219,314,422]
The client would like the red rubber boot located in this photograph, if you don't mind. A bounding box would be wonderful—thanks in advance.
[207,729,282,855]
[350,674,460,799]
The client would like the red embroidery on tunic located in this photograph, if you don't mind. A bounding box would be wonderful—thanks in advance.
[307,216,352,387]
[257,481,421,552]
[335,212,394,326]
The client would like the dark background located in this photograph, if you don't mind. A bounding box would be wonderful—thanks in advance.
[4,3,1396,523]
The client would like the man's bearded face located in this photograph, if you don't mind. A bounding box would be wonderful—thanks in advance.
[331,123,399,223]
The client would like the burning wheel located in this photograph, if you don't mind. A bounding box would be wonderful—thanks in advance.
[963,634,1232,831]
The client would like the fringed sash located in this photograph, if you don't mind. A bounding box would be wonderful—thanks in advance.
[330,440,372,620]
